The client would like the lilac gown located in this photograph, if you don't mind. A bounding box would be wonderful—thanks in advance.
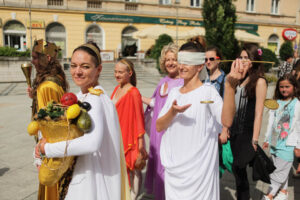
[144,76,183,200]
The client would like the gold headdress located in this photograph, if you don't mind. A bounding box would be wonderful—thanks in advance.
[33,39,61,58]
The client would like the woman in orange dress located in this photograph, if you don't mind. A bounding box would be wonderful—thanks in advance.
[111,59,147,200]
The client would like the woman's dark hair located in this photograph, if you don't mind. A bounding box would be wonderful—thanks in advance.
[240,44,265,98]
[118,58,137,87]
[179,41,205,52]
[72,41,101,66]
[294,59,300,73]
[206,46,223,60]
[274,73,300,100]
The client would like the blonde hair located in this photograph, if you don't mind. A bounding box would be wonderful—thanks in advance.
[159,43,179,73]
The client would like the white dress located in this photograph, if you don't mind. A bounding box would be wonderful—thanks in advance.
[44,85,121,200]
[159,84,223,200]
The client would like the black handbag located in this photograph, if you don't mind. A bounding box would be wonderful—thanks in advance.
[252,145,276,183]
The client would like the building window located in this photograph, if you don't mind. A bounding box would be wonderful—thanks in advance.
[190,0,201,8]
[246,0,255,12]
[121,26,138,57]
[268,34,279,54]
[87,0,102,8]
[46,22,66,57]
[48,0,63,6]
[271,0,279,14]
[3,20,26,51]
[86,25,103,50]
[159,0,171,5]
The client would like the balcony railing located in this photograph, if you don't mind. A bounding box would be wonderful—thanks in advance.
[48,0,63,6]
[87,0,102,9]
[125,3,138,11]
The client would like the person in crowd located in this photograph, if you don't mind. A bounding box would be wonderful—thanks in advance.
[229,44,267,200]
[279,54,294,78]
[111,58,147,200]
[204,46,232,178]
[38,42,125,199]
[143,43,183,200]
[293,59,300,177]
[294,59,300,81]
[155,41,247,200]
[262,74,300,200]
[27,39,68,200]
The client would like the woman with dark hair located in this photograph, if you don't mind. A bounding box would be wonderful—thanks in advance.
[230,44,267,200]
[38,42,125,199]
[111,58,147,200]
[27,39,68,200]
[205,46,232,178]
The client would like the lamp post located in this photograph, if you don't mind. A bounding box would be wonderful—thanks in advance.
[26,0,33,57]
[175,0,180,45]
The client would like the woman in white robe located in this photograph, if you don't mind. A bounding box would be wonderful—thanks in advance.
[39,42,125,199]
[156,42,249,200]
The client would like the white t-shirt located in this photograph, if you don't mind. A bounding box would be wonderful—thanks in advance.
[159,84,223,200]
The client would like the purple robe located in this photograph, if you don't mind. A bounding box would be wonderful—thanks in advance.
[144,76,183,200]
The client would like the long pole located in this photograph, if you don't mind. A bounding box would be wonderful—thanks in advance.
[29,0,32,58]
[176,3,178,45]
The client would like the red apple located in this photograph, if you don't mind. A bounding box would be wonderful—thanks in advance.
[61,93,78,106]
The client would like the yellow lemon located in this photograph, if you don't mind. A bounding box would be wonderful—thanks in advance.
[66,104,81,119]
[27,121,39,136]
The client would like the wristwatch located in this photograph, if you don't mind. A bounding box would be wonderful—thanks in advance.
[252,140,258,145]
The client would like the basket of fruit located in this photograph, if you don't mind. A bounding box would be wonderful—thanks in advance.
[27,93,92,186]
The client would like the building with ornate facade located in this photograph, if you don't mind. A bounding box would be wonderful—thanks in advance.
[0,0,299,59]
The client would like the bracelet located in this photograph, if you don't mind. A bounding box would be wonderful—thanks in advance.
[226,76,239,89]
[252,140,258,145]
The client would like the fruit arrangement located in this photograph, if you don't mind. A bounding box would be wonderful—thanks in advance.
[27,92,92,136]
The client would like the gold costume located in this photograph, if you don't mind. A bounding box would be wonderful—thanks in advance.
[35,80,65,200]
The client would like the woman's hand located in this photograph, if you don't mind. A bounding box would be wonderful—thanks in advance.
[226,59,249,88]
[27,87,33,99]
[171,100,191,114]
[138,137,148,159]
[262,142,269,150]
[219,127,229,144]
[39,138,47,155]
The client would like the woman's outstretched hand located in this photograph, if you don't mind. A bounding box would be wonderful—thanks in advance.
[171,100,191,114]
[226,59,250,89]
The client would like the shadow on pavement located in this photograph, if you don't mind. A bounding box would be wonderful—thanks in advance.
[0,167,9,176]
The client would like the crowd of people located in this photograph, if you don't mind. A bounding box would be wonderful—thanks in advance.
[27,39,300,200]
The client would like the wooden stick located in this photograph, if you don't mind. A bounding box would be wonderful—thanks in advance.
[220,60,275,65]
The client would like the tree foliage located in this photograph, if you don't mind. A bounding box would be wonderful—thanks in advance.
[261,47,279,72]
[279,41,293,61]
[0,46,30,57]
[202,0,239,63]
[149,34,173,72]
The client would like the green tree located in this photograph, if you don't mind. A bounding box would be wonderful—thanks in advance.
[149,34,173,73]
[279,41,293,61]
[202,0,239,72]
[261,47,279,72]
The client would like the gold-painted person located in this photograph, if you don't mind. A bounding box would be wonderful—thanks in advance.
[27,39,69,200]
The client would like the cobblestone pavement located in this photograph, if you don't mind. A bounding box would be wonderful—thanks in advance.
[0,63,299,200]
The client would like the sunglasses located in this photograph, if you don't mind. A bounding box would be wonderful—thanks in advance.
[205,56,220,62]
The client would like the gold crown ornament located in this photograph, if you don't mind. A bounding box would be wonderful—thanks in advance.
[33,39,61,58]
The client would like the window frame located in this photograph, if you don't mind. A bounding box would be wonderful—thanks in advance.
[246,0,255,12]
[271,0,279,15]
[190,0,201,8]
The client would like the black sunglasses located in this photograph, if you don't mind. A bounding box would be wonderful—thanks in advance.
[205,57,217,62]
